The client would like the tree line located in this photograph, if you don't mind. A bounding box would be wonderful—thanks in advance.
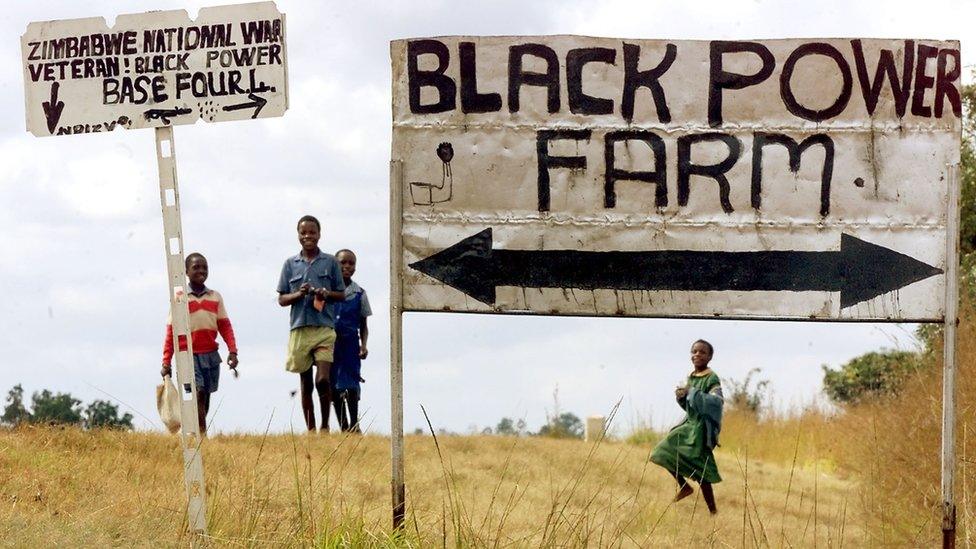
[2,384,133,430]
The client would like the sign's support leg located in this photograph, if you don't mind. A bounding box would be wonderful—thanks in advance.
[390,160,406,529]
[942,163,961,549]
[155,126,208,536]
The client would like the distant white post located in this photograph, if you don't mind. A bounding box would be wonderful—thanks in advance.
[942,163,961,548]
[584,416,606,442]
[155,126,207,534]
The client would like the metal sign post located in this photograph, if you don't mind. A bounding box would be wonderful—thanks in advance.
[155,126,207,534]
[942,163,961,549]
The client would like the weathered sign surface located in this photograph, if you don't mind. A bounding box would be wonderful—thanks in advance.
[22,1,287,136]
[392,36,960,321]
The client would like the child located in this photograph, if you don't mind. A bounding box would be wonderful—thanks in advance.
[331,249,372,432]
[161,253,239,436]
[277,215,345,432]
[650,339,724,514]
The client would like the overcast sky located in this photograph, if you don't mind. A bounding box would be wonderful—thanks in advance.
[1,0,968,436]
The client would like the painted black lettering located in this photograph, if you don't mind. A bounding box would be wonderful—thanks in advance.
[509,44,560,113]
[123,31,138,55]
[536,129,590,211]
[780,43,852,122]
[911,44,938,117]
[851,39,914,117]
[407,39,456,114]
[566,47,616,115]
[176,72,191,98]
[229,71,245,95]
[677,133,741,214]
[621,43,676,123]
[28,64,44,82]
[605,131,667,209]
[459,42,501,113]
[935,48,961,118]
[751,133,834,217]
[708,41,775,127]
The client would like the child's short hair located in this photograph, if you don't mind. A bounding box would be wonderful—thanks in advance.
[297,215,321,231]
[693,339,715,357]
[185,252,206,269]
[336,248,355,257]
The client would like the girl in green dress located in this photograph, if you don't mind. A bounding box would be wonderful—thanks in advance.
[650,339,724,514]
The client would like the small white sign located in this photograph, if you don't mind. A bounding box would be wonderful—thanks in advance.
[22,1,287,136]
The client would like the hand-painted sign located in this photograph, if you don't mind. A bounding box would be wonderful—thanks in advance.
[391,37,960,321]
[22,1,287,136]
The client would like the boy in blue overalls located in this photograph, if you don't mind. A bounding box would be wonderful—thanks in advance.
[331,249,371,432]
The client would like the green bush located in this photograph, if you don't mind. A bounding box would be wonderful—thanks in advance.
[822,350,921,405]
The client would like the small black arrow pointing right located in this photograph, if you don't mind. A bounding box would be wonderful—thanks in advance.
[42,82,65,134]
[221,92,267,119]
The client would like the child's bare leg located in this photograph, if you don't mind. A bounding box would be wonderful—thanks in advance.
[700,482,717,514]
[197,390,210,436]
[671,473,693,502]
[314,362,331,431]
[299,368,316,431]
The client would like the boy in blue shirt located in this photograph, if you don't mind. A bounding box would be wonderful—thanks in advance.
[277,215,345,432]
[331,249,372,432]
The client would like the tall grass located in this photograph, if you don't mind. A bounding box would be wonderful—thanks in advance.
[819,295,976,544]
[10,297,973,546]
[1,417,863,546]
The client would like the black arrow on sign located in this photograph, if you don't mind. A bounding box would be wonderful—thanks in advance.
[42,82,65,134]
[408,229,943,308]
[221,92,267,118]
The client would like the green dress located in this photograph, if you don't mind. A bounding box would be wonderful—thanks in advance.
[650,370,723,483]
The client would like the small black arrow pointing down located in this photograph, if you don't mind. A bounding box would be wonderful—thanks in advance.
[409,229,943,308]
[42,82,64,134]
[221,92,267,119]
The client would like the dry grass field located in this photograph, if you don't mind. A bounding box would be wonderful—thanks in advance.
[1,420,862,547]
[3,299,973,547]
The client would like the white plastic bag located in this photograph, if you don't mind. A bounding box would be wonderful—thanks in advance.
[156,375,182,434]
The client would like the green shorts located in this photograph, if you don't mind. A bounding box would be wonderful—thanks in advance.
[285,326,336,374]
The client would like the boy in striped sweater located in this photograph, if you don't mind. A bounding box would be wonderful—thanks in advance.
[161,252,239,435]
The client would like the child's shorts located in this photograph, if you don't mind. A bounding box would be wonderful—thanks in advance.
[194,351,222,394]
[285,326,337,373]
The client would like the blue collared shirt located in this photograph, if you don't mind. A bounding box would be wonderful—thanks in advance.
[277,251,345,329]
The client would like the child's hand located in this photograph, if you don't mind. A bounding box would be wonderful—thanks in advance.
[298,282,312,295]
[161,364,172,378]
[227,353,239,369]
[675,386,689,399]
[359,345,368,359]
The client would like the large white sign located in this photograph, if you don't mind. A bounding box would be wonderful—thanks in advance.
[22,1,287,136]
[392,36,960,321]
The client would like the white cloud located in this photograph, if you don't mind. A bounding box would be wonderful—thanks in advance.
[59,153,153,220]
[0,0,961,436]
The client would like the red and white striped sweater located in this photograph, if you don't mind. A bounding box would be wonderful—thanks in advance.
[162,288,237,365]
